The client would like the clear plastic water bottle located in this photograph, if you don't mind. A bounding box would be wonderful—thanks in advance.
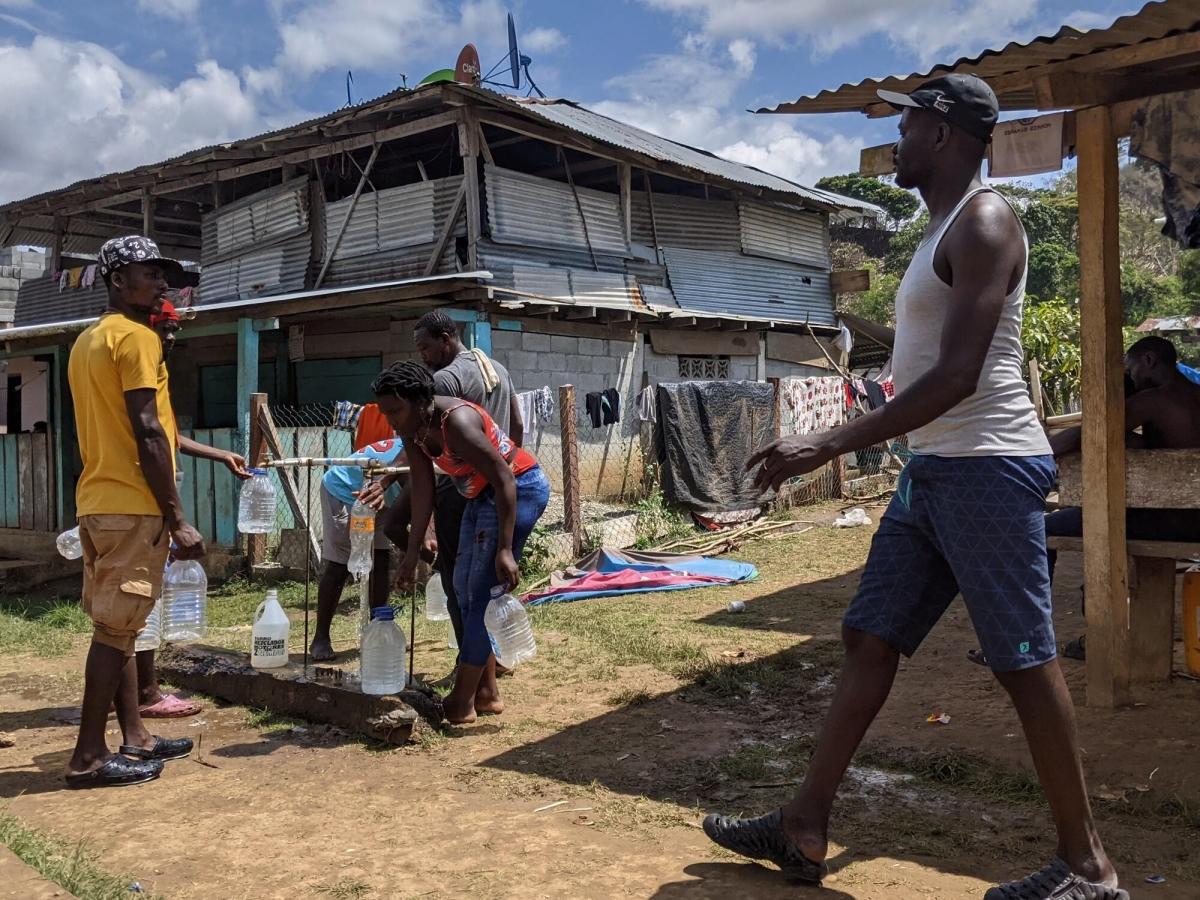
[134,599,162,653]
[484,587,537,667]
[425,574,450,621]
[56,526,82,560]
[161,559,208,642]
[237,469,277,534]
[447,623,459,650]
[360,606,407,695]
[347,497,375,578]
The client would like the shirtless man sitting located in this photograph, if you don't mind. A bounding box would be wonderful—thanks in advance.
[971,335,1200,665]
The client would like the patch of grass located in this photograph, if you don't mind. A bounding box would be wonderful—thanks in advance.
[0,808,160,900]
[715,743,777,782]
[855,744,1045,807]
[244,706,303,734]
[529,603,709,675]
[0,595,91,657]
[605,686,654,707]
[318,878,372,899]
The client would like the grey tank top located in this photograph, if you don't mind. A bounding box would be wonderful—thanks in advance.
[891,187,1051,457]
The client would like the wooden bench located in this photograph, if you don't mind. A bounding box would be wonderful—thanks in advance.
[1047,534,1200,685]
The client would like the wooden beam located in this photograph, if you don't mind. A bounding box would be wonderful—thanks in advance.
[476,121,495,166]
[859,143,895,176]
[314,143,381,289]
[1034,68,1200,110]
[258,405,321,570]
[1029,358,1045,422]
[1057,448,1200,508]
[619,163,632,245]
[458,110,482,271]
[565,306,598,320]
[141,188,155,240]
[831,269,870,294]
[1076,104,1130,709]
[235,318,260,458]
[1128,556,1175,685]
[248,392,268,566]
[423,179,466,277]
[50,215,63,272]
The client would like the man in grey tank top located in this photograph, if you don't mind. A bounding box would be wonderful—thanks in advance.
[705,76,1125,900]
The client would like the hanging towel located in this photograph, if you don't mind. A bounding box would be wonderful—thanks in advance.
[67,267,84,289]
[601,387,620,425]
[332,400,364,431]
[515,391,538,441]
[584,391,603,428]
[534,385,555,422]
[638,386,657,423]
[58,270,69,292]
[470,348,500,393]
[81,264,97,288]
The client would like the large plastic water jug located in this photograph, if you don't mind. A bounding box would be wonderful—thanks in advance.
[252,589,290,668]
[425,574,450,621]
[161,559,208,642]
[134,599,162,653]
[347,498,375,578]
[484,587,536,667]
[361,606,406,695]
[56,526,82,560]
[237,469,277,534]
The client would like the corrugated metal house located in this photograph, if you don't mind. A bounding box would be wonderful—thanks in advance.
[0,82,876,555]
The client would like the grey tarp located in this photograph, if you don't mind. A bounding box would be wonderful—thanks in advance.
[654,380,777,513]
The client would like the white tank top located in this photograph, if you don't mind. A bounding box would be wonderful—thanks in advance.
[891,187,1051,457]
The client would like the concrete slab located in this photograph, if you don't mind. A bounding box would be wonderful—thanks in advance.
[0,846,77,899]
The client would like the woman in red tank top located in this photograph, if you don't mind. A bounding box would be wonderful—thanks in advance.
[372,361,550,724]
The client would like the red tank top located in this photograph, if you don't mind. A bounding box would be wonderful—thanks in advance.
[421,400,537,499]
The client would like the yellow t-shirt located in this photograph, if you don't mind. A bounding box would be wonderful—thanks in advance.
[69,312,178,516]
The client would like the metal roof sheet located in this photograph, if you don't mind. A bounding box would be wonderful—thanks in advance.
[761,0,1200,115]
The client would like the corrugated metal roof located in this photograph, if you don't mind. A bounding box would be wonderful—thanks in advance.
[762,0,1200,114]
[739,201,829,268]
[202,180,309,266]
[662,248,835,325]
[1136,314,1200,332]
[630,192,741,252]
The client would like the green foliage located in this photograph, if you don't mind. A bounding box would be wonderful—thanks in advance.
[1021,298,1081,415]
[1179,250,1200,298]
[883,214,928,275]
[1121,262,1190,326]
[994,183,1078,251]
[816,173,919,229]
[633,488,691,548]
[1026,242,1079,302]
[840,260,899,326]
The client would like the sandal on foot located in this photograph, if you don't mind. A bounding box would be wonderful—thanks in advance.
[702,809,826,885]
[1063,636,1086,661]
[984,858,1128,900]
[967,648,989,667]
[66,755,163,789]
[139,694,203,718]
[120,736,193,762]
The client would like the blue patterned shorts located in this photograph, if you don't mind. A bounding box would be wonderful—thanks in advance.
[844,454,1058,672]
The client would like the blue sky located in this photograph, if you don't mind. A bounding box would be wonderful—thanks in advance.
[0,0,1142,202]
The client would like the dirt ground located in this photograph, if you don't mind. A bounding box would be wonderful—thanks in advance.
[1,507,1198,899]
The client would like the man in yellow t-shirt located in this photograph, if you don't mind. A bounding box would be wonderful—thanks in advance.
[65,235,206,790]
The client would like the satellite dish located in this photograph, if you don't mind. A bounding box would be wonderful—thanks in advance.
[507,12,520,89]
[455,43,482,85]
[418,69,456,86]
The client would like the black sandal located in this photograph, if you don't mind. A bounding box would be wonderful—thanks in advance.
[120,736,193,762]
[985,858,1128,899]
[967,648,989,667]
[1062,636,1086,661]
[65,755,163,789]
[702,809,826,884]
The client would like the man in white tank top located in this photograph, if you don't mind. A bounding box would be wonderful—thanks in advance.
[704,76,1125,900]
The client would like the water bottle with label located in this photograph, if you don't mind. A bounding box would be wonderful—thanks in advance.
[484,587,537,667]
[55,526,82,560]
[161,559,208,642]
[347,497,375,578]
[425,574,450,621]
[251,589,290,668]
[237,468,277,534]
[360,605,407,695]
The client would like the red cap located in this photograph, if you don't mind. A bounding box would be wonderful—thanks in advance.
[150,299,180,328]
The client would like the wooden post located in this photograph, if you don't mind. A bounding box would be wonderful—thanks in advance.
[248,392,268,566]
[1029,358,1046,421]
[236,318,260,459]
[1128,556,1175,684]
[458,110,482,271]
[559,385,583,556]
[50,215,63,273]
[1077,104,1130,708]
[768,377,782,440]
[315,143,380,289]
[619,163,632,245]
[141,188,156,240]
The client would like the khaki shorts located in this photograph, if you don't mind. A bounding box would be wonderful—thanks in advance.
[79,514,170,656]
[320,483,390,566]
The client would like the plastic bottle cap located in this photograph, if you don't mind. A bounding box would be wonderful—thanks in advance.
[371,606,395,621]
[489,585,508,600]
[266,590,278,602]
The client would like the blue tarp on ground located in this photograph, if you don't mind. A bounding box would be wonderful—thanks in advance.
[1180,362,1200,385]
[524,548,757,605]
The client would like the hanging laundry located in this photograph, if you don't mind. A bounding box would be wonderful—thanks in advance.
[637,386,657,423]
[81,265,97,288]
[534,385,555,423]
[780,376,845,435]
[332,400,364,431]
[584,391,603,428]
[880,378,895,401]
[863,379,887,410]
[67,267,84,289]
[514,391,538,442]
[177,285,194,305]
[1131,90,1200,248]
[58,270,69,292]
[834,323,854,356]
[470,348,500,393]
[601,387,620,425]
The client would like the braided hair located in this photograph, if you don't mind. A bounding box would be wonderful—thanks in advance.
[371,360,434,407]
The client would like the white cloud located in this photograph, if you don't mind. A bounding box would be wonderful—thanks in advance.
[523,26,567,55]
[636,0,1094,66]
[136,0,201,21]
[0,35,280,203]
[592,39,862,187]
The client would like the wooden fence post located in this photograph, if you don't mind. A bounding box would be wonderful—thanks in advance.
[560,385,583,556]
[248,392,268,566]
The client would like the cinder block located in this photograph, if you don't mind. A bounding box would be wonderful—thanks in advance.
[539,352,568,371]
[490,329,521,351]
[523,332,552,352]
[579,337,607,356]
[550,335,578,354]
[505,350,539,372]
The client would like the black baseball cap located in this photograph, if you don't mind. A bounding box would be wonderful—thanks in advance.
[877,74,999,143]
[98,235,186,287]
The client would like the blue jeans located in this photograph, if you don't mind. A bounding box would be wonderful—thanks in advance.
[453,467,551,666]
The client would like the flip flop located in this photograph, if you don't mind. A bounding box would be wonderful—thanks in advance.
[65,755,163,789]
[120,736,193,762]
[702,809,826,885]
[967,648,989,667]
[984,858,1128,899]
[139,694,203,718]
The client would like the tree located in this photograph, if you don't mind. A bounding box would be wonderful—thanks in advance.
[1178,250,1200,298]
[1022,298,1081,415]
[883,214,928,275]
[1120,262,1189,326]
[1026,242,1079,302]
[839,261,899,327]
[816,174,919,230]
